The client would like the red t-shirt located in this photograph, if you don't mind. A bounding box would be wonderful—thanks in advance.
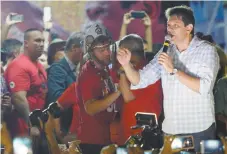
[77,60,119,145]
[119,80,163,145]
[4,54,47,136]
[57,82,81,135]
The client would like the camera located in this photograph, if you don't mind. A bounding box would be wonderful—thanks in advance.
[29,102,61,127]
[124,112,163,150]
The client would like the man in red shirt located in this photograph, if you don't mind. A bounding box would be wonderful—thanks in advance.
[77,23,122,154]
[117,34,163,145]
[4,28,47,137]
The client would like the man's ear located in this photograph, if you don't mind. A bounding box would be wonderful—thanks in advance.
[186,24,193,34]
[24,40,28,48]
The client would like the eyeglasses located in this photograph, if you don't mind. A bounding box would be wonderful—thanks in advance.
[93,44,110,53]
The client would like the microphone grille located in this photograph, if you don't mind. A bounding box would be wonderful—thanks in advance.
[165,35,171,41]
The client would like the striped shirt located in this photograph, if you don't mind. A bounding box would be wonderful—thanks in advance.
[131,36,220,134]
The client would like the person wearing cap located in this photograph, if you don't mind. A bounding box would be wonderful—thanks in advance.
[4,28,46,137]
[46,32,84,136]
[47,38,66,66]
[77,23,122,154]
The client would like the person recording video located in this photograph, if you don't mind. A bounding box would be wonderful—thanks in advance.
[117,5,220,152]
[119,11,152,52]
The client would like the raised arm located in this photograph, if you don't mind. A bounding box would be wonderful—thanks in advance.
[119,12,134,40]
[1,13,22,44]
[142,13,152,52]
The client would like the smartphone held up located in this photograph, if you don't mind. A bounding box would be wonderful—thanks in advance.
[10,14,24,22]
[130,11,146,19]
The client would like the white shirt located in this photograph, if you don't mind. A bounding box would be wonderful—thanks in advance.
[131,36,220,134]
[65,55,77,76]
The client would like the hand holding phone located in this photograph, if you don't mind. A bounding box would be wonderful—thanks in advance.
[130,11,146,19]
[5,13,23,26]
[123,12,134,25]
[141,12,151,27]
[10,14,24,22]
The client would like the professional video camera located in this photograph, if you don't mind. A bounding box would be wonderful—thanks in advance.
[124,112,163,150]
[29,102,82,154]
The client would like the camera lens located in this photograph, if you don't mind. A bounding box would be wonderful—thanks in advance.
[41,109,49,123]
[48,102,61,118]
[29,109,42,128]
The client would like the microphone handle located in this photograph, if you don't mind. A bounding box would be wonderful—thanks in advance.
[162,45,169,53]
[162,40,170,53]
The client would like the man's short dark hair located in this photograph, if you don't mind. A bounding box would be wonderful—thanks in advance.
[165,5,195,35]
[65,32,84,52]
[24,28,41,40]
[1,39,22,65]
[119,34,144,59]
[2,39,22,53]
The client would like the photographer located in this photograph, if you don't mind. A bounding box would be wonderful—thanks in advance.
[117,5,219,152]
[119,11,152,52]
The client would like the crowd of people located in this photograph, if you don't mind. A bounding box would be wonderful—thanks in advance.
[1,5,227,154]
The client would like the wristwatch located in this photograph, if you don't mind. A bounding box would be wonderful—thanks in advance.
[117,69,125,75]
[170,68,178,75]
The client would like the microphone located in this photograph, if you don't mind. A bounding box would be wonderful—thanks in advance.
[162,35,171,53]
